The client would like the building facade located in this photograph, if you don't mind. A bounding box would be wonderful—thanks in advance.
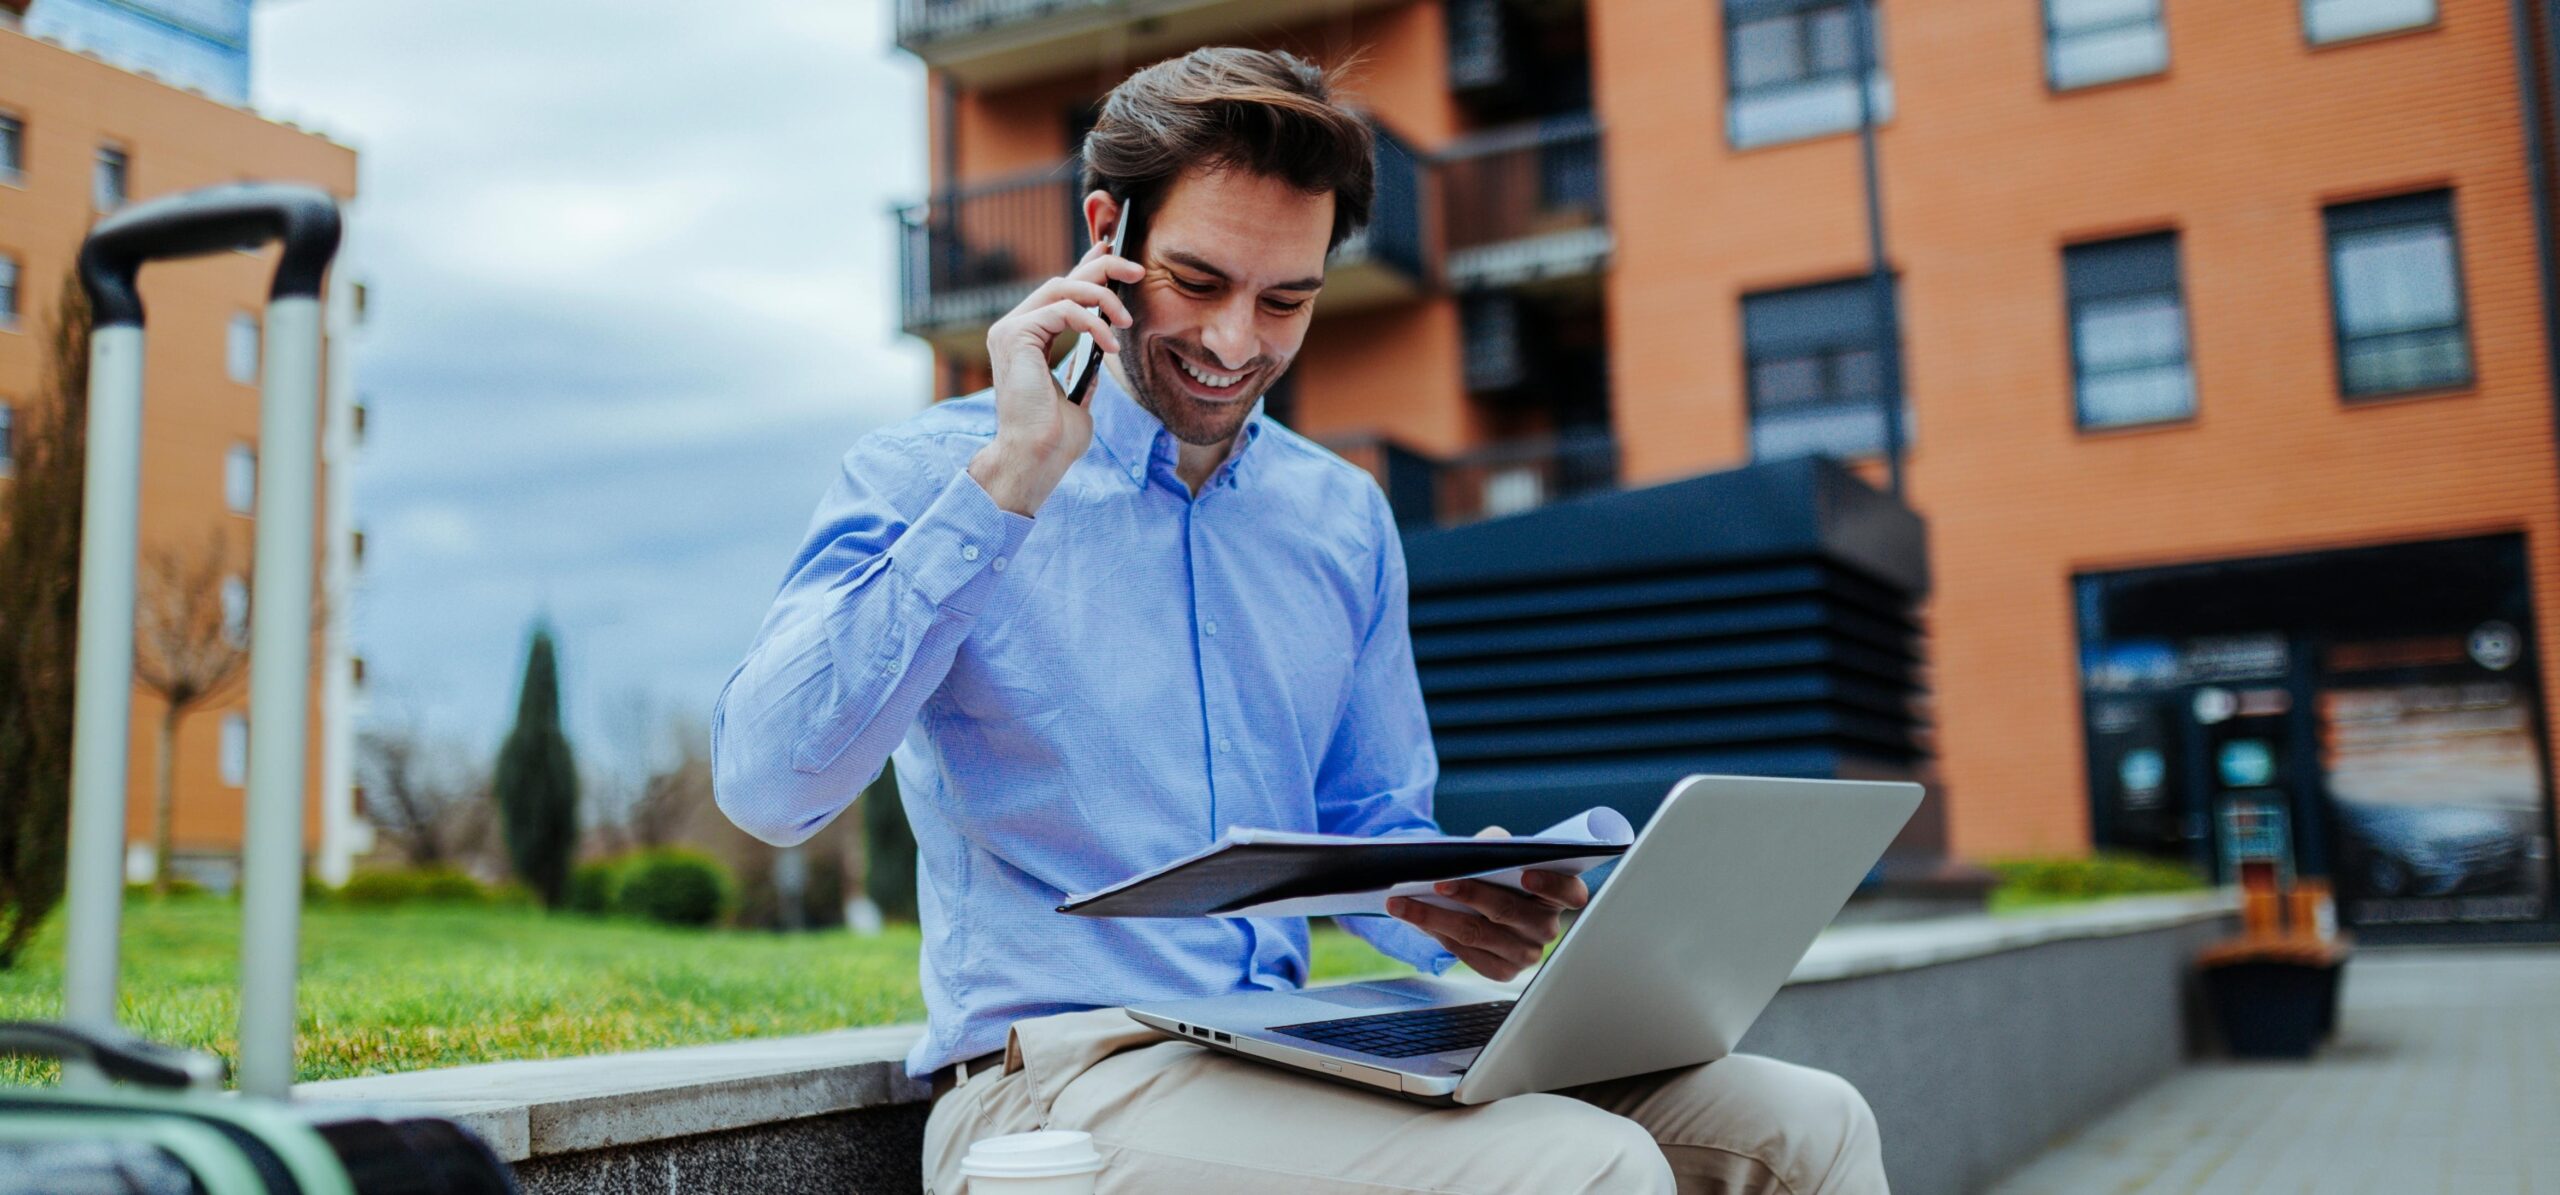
[0,21,367,888]
[894,0,2560,939]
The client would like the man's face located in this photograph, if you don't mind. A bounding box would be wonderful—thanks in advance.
[1111,166,1331,448]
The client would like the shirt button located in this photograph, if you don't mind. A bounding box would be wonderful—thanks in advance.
[991,556,1007,572]
[1217,736,1234,753]
[1128,464,1143,480]
[962,544,981,562]
[1203,619,1219,636]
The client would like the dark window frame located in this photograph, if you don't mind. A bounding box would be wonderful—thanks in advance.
[1723,0,1889,148]
[1741,274,1908,463]
[2322,189,2474,401]
[2064,231,2196,431]
[0,401,13,477]
[2044,0,2170,92]
[94,144,129,212]
[0,113,23,184]
[0,252,19,329]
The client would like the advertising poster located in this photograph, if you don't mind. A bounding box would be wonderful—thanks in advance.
[2320,678,2554,925]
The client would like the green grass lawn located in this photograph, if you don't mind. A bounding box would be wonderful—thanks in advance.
[0,898,1405,1087]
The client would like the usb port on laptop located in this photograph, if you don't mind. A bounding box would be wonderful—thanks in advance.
[1212,1031,1232,1044]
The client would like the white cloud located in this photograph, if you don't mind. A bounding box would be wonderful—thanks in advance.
[255,0,937,769]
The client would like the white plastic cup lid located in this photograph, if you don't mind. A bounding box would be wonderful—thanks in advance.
[962,1129,1104,1178]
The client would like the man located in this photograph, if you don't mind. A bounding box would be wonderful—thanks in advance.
[715,46,1886,1194]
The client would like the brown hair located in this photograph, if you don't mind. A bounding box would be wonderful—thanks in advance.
[1079,47,1373,251]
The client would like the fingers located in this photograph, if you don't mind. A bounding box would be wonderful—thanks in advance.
[1026,275,1134,330]
[1004,298,1119,354]
[1388,896,1543,975]
[1521,868,1590,911]
[1433,879,1561,943]
[1067,240,1146,292]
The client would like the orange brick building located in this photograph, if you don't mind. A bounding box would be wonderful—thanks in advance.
[895,0,2560,937]
[0,20,367,888]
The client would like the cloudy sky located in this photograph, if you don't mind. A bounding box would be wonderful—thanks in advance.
[249,0,933,775]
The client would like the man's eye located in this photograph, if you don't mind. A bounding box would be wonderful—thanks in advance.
[1265,300,1307,315]
[1173,278,1215,295]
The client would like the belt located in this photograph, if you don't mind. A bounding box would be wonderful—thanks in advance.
[929,1048,1007,1102]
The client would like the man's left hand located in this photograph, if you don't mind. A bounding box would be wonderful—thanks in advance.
[1387,828,1589,982]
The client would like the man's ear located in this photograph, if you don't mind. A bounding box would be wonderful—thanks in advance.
[1081,189,1124,248]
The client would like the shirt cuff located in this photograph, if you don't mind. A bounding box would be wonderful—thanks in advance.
[1342,915,1458,976]
[889,466,1036,617]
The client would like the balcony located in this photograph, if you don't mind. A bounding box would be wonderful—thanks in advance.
[1435,431,1619,525]
[1321,430,1620,529]
[896,0,1407,87]
[896,160,1083,352]
[1438,112,1610,291]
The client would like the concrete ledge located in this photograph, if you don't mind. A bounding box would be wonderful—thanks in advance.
[294,892,2236,1194]
[296,1025,924,1164]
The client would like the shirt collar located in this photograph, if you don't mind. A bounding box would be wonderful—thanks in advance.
[1086,358,1266,489]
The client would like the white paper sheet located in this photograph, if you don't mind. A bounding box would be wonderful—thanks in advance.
[1218,807,1635,919]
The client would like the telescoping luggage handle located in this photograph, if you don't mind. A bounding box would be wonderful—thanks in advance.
[61,184,342,1100]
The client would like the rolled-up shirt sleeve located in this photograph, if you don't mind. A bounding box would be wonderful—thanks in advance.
[713,431,1033,846]
[1316,488,1458,975]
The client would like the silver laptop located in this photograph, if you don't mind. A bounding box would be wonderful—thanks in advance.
[1127,774,1921,1105]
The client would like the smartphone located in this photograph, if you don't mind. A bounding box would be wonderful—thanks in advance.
[1065,197,1140,406]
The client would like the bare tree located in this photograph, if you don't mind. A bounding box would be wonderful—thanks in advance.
[628,713,709,850]
[357,707,491,869]
[130,527,252,893]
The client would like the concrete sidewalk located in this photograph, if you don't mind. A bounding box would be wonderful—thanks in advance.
[1988,945,2560,1194]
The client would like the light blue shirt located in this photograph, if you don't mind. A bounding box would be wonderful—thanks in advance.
[712,366,1456,1078]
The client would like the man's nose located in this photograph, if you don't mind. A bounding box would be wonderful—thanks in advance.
[1201,300,1257,370]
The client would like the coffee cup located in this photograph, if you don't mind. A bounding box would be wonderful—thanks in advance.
[960,1129,1104,1194]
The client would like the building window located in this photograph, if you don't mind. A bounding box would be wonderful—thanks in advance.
[2326,191,2471,398]
[220,576,248,647]
[0,403,13,476]
[94,146,128,212]
[226,312,258,383]
[1743,276,1907,461]
[2067,232,2194,429]
[220,714,248,788]
[2048,0,2168,89]
[0,115,23,184]
[0,253,18,330]
[1726,0,1892,149]
[226,442,256,514]
[2304,0,2435,44]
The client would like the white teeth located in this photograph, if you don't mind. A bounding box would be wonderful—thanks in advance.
[1176,357,1241,389]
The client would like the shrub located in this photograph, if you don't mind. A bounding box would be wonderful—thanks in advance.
[567,860,624,915]
[336,867,491,907]
[1985,852,2204,903]
[612,849,736,928]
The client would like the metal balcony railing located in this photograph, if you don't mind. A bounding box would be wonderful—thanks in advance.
[1437,112,1609,289]
[896,0,1104,49]
[896,159,1083,341]
[1434,430,1620,525]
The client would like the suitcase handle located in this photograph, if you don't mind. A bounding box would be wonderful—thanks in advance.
[78,182,342,326]
[0,1021,226,1091]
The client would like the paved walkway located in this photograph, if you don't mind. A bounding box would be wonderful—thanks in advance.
[1988,946,2560,1195]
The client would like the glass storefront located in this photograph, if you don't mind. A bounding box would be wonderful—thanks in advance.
[2076,534,2557,937]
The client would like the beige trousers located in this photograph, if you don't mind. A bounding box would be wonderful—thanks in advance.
[922,1007,1888,1195]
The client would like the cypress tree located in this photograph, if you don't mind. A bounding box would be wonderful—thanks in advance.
[494,623,579,907]
[0,271,91,967]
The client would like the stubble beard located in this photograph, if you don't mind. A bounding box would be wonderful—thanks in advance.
[1119,329,1276,449]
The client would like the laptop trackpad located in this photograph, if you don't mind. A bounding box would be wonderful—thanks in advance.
[1299,983,1439,1011]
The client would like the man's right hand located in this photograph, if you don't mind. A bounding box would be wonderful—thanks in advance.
[969,238,1144,517]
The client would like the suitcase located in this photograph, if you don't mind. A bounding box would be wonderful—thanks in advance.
[2,184,518,1195]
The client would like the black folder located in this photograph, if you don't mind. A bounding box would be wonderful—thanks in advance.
[1057,830,1629,918]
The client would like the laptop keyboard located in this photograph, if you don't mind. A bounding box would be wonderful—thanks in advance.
[1271,1000,1516,1059]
